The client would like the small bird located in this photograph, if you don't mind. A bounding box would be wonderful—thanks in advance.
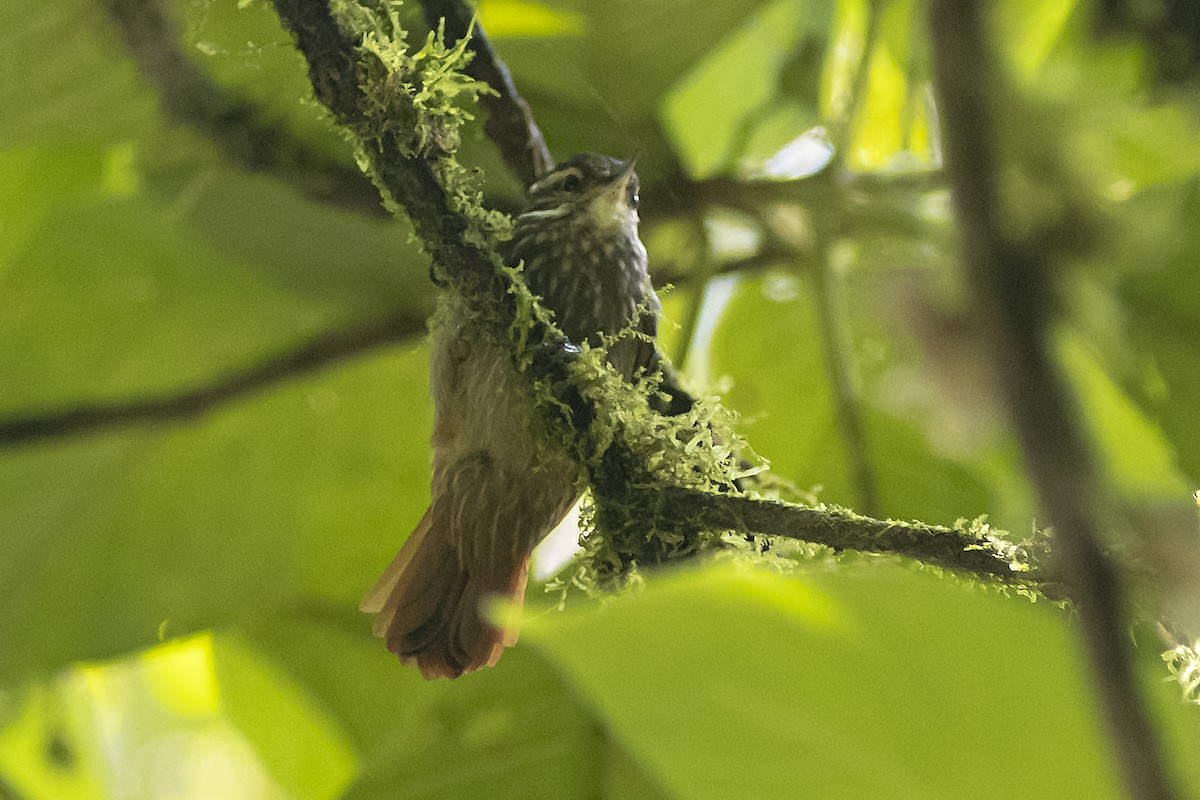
[360,154,663,678]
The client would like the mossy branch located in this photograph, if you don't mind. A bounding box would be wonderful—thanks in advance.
[643,488,1029,585]
[268,0,1036,591]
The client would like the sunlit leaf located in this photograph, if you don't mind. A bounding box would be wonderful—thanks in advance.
[660,0,831,179]
[212,634,356,800]
[233,604,675,798]
[477,0,586,38]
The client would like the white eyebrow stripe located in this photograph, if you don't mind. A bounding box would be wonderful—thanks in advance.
[516,207,571,221]
[531,167,583,194]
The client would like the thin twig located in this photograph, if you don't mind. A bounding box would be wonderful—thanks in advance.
[651,248,786,290]
[812,238,880,515]
[419,0,553,184]
[811,0,886,515]
[100,0,387,218]
[0,312,424,447]
[669,216,716,368]
[930,3,1179,799]
[828,0,886,166]
[651,170,943,224]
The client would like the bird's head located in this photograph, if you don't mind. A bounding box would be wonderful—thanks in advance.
[526,154,640,231]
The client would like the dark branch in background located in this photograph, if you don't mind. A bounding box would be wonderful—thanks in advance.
[649,170,946,244]
[1094,0,1200,85]
[929,3,1179,799]
[0,256,769,449]
[0,312,423,447]
[420,0,553,184]
[101,0,388,218]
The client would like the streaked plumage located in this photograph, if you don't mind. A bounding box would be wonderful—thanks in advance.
[361,155,660,678]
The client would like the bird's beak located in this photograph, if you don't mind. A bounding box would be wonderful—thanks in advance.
[598,158,638,207]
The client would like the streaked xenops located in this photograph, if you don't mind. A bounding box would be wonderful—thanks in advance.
[362,154,682,678]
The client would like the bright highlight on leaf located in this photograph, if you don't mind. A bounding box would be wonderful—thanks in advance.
[477,0,585,38]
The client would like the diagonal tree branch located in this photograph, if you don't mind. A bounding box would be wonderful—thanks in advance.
[101,0,388,218]
[930,3,1179,799]
[658,487,1031,582]
[268,0,1037,593]
[0,312,424,447]
[419,0,553,185]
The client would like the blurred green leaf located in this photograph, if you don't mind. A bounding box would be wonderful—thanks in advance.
[705,271,999,526]
[342,644,672,800]
[849,0,935,169]
[706,271,853,500]
[236,611,671,800]
[0,683,105,800]
[1118,186,1200,484]
[0,343,432,679]
[0,0,156,146]
[1057,328,1191,499]
[0,146,108,270]
[0,133,437,684]
[477,0,586,38]
[489,0,794,180]
[589,0,769,118]
[181,0,352,156]
[0,172,426,412]
[660,0,831,179]
[524,560,1200,800]
[993,0,1079,83]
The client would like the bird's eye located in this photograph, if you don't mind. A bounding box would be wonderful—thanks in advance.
[560,174,582,193]
[628,189,640,210]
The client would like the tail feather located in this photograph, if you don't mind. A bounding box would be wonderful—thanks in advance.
[360,504,529,679]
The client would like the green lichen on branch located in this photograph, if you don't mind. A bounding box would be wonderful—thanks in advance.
[334,1,509,247]
[275,0,507,293]
[507,272,757,581]
[585,375,752,581]
[335,2,481,153]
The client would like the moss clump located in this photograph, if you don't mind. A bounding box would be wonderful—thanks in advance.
[330,0,508,247]
[1164,640,1200,705]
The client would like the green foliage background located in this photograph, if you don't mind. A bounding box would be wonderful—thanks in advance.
[2,0,1200,797]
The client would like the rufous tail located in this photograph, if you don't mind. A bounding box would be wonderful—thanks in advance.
[360,506,528,680]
